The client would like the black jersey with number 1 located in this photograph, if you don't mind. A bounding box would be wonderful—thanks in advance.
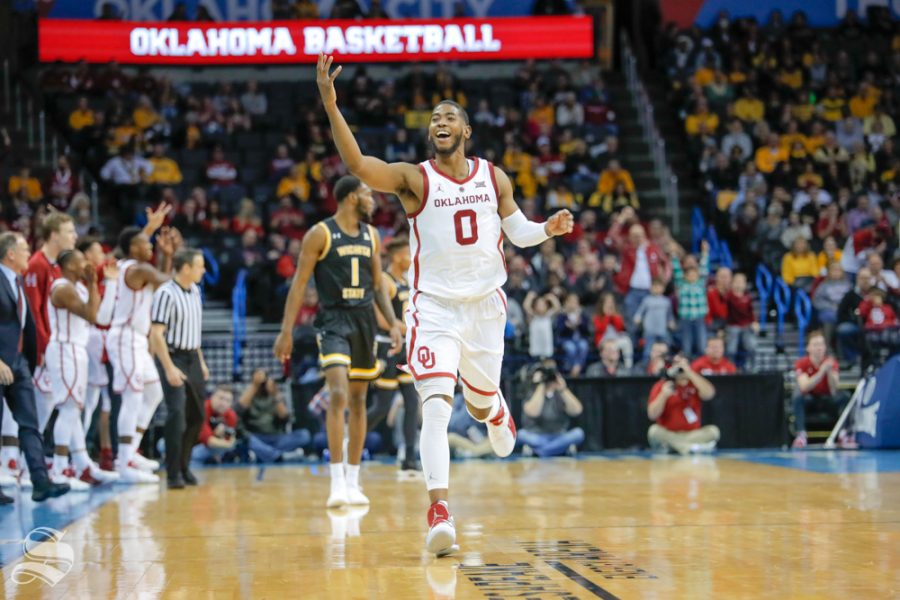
[313,218,377,310]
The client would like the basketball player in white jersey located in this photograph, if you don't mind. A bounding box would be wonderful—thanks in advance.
[107,226,176,483]
[316,55,574,556]
[78,237,118,471]
[46,249,120,489]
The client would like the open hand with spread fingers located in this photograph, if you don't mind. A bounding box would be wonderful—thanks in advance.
[316,53,343,106]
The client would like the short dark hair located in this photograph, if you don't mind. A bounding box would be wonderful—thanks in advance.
[0,232,23,261]
[57,249,79,270]
[173,247,202,272]
[76,236,102,254]
[214,383,233,396]
[434,99,469,125]
[387,236,408,255]
[118,226,142,256]
[334,175,362,203]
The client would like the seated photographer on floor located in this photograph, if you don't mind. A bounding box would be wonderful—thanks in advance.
[647,356,720,455]
[237,369,310,463]
[518,361,585,457]
[192,385,240,464]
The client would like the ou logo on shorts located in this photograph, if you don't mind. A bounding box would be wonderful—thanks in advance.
[417,346,436,369]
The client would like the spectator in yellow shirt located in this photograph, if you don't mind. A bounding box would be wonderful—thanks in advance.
[147,143,183,185]
[804,121,828,153]
[276,164,311,203]
[863,106,896,137]
[818,86,846,122]
[8,166,43,202]
[776,58,804,90]
[755,134,788,174]
[685,98,719,136]
[502,143,538,199]
[133,95,162,131]
[597,160,636,195]
[781,238,819,289]
[849,83,878,119]
[732,89,764,123]
[68,96,95,131]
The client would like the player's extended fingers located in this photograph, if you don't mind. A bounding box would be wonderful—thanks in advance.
[325,55,334,72]
[317,53,324,70]
[330,65,343,82]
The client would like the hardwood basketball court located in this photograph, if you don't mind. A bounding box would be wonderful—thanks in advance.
[1,451,898,599]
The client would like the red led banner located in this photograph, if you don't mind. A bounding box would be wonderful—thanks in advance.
[39,16,594,65]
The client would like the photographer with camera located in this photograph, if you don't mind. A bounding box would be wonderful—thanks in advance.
[647,356,720,455]
[192,385,240,464]
[519,362,585,457]
[237,369,310,463]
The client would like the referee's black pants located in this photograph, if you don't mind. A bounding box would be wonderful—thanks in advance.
[157,350,205,480]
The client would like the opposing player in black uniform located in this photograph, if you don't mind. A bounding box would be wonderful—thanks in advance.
[275,176,402,508]
[367,236,420,473]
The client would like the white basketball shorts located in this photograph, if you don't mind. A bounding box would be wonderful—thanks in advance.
[44,341,88,409]
[106,326,159,394]
[405,288,507,399]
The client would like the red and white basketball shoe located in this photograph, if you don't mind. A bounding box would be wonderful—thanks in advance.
[486,395,517,458]
[426,501,459,557]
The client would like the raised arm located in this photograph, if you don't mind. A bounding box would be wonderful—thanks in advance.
[495,166,573,246]
[50,278,100,324]
[317,54,422,211]
[273,224,327,362]
[95,262,119,326]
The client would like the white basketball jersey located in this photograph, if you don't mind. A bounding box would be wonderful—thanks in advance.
[111,259,154,335]
[48,279,90,346]
[409,157,507,300]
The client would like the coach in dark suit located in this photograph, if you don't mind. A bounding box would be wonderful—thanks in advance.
[0,232,70,503]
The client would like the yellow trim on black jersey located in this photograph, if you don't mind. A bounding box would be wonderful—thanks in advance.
[367,224,379,255]
[316,221,332,261]
[349,361,384,380]
[374,378,399,390]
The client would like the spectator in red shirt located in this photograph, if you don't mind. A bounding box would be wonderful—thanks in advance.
[725,272,759,369]
[611,214,669,322]
[192,385,239,464]
[591,292,633,369]
[270,196,306,240]
[205,146,238,188]
[859,288,900,356]
[706,266,732,331]
[276,238,302,282]
[647,355,719,455]
[791,332,849,449]
[46,155,79,211]
[231,199,264,237]
[691,336,737,375]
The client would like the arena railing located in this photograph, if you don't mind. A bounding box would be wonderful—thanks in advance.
[620,32,680,235]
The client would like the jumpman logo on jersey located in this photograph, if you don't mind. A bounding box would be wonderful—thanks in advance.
[435,182,445,194]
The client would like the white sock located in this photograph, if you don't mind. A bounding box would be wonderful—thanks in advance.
[420,399,452,491]
[0,446,17,470]
[131,430,146,458]
[345,464,360,489]
[71,449,91,473]
[118,441,134,469]
[52,453,69,477]
[329,463,345,487]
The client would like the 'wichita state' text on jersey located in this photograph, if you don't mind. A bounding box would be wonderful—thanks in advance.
[314,218,378,309]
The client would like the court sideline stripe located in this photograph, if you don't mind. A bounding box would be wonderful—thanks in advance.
[545,561,622,600]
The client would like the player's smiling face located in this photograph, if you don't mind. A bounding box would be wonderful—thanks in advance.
[428,104,470,156]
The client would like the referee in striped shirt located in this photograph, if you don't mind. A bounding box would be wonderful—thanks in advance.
[150,247,208,489]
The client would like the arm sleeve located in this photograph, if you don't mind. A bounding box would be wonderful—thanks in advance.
[500,210,550,248]
[95,279,118,326]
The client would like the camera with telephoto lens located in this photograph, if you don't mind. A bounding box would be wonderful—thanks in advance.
[664,364,684,381]
[537,365,558,382]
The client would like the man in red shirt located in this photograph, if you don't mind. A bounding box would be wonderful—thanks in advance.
[706,267,732,331]
[647,355,719,455]
[691,336,737,375]
[791,331,849,449]
[192,385,239,464]
[23,213,77,428]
